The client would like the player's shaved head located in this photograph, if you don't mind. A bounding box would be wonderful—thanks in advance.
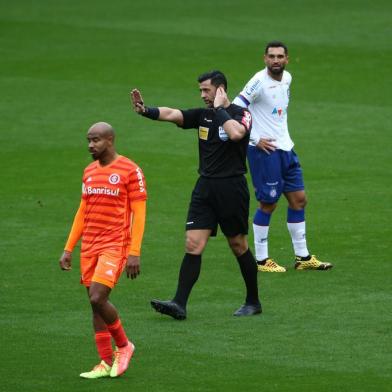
[87,121,118,164]
[88,121,115,140]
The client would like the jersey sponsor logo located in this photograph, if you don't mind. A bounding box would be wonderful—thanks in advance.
[218,126,229,141]
[82,183,120,196]
[271,107,286,117]
[245,79,261,96]
[241,110,252,130]
[136,167,145,193]
[109,173,120,185]
[198,126,209,141]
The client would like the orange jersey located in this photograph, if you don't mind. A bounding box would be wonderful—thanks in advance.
[80,155,147,256]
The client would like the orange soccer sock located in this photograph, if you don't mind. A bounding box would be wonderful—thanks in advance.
[95,331,113,366]
[107,318,128,348]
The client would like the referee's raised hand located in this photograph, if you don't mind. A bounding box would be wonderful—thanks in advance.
[213,86,228,108]
[130,89,145,114]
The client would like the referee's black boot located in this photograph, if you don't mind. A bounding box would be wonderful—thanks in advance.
[233,302,262,317]
[151,299,187,320]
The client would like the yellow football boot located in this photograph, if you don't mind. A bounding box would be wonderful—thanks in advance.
[80,360,111,379]
[257,258,286,272]
[294,255,333,270]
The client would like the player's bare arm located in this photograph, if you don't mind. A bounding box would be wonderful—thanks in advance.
[223,121,248,141]
[59,250,72,271]
[130,88,184,126]
[214,87,247,141]
[256,138,276,154]
[157,107,184,125]
[126,255,140,280]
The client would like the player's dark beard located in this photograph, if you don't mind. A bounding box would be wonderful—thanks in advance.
[90,150,102,161]
[268,65,285,75]
[89,151,98,160]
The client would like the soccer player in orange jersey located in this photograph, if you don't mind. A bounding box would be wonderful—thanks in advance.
[59,122,147,379]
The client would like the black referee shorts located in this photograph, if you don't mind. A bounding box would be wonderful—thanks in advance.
[185,175,250,237]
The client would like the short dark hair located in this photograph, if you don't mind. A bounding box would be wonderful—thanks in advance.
[265,41,288,55]
[198,70,228,91]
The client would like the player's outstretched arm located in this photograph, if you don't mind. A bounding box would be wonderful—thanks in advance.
[130,88,184,126]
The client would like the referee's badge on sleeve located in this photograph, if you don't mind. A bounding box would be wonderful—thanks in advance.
[218,126,229,141]
[241,111,252,130]
[198,126,209,140]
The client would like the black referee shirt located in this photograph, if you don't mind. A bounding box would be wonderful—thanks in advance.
[180,104,252,178]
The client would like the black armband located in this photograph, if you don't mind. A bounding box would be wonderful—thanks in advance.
[141,107,160,120]
[215,106,231,125]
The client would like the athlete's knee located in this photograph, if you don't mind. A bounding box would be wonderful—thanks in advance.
[185,235,206,254]
[228,235,248,257]
[260,202,277,214]
[285,189,307,210]
[289,195,307,209]
[299,196,307,209]
[89,290,108,309]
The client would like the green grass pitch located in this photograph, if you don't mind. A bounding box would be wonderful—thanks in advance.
[0,1,391,391]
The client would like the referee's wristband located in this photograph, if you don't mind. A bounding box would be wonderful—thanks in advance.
[141,107,160,120]
[215,106,231,125]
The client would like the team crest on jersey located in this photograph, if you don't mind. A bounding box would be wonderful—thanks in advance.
[109,173,120,185]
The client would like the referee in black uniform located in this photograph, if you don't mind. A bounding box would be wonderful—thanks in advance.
[131,70,261,319]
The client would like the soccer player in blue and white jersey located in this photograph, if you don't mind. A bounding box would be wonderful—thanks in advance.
[233,41,332,272]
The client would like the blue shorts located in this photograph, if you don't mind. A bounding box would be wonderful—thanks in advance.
[247,146,304,203]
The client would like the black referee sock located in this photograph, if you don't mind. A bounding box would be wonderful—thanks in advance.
[236,249,260,305]
[173,253,202,308]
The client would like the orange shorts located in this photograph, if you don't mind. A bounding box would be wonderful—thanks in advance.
[80,249,127,288]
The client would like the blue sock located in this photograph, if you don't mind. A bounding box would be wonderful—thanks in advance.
[287,208,305,223]
[254,209,271,226]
